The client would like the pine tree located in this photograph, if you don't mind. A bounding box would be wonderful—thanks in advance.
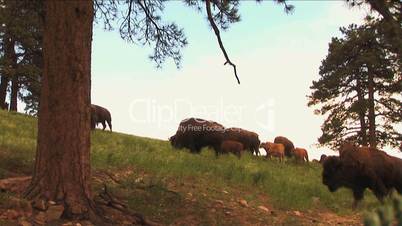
[308,22,401,149]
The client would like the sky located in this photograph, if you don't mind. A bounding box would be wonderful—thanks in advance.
[88,1,401,160]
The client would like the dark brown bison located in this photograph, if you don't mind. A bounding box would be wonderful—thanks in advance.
[322,145,402,208]
[222,128,260,155]
[169,118,225,153]
[319,154,328,164]
[292,148,309,163]
[220,140,244,158]
[273,136,294,157]
[260,142,284,162]
[91,104,112,131]
[1,102,8,110]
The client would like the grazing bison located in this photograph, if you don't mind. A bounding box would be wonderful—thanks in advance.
[91,104,112,131]
[322,145,402,208]
[220,140,244,158]
[170,118,225,153]
[319,154,328,164]
[273,136,294,157]
[223,128,260,155]
[292,148,309,163]
[260,142,285,162]
[1,102,8,110]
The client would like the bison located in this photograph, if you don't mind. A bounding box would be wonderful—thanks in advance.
[319,154,328,164]
[322,144,402,208]
[273,136,294,158]
[1,102,8,110]
[220,140,244,158]
[260,142,285,162]
[292,148,309,163]
[91,104,112,131]
[223,128,260,156]
[169,118,225,154]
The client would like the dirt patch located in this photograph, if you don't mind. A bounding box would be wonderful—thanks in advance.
[0,168,363,226]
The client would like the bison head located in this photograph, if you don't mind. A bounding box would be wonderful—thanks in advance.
[322,156,343,192]
[169,135,183,149]
[169,135,177,146]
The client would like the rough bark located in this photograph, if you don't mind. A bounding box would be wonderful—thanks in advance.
[8,35,18,112]
[24,0,95,220]
[0,75,9,110]
[1,31,16,110]
[367,71,376,148]
[10,76,18,111]
[356,79,368,146]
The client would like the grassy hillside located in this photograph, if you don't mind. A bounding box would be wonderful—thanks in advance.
[0,109,381,225]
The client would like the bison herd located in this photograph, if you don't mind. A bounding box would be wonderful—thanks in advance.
[89,111,402,208]
[169,117,309,163]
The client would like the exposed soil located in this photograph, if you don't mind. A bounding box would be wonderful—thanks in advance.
[0,167,362,226]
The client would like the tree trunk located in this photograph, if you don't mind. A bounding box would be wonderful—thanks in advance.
[367,71,376,148]
[356,78,368,146]
[10,76,18,111]
[0,76,9,110]
[25,0,95,220]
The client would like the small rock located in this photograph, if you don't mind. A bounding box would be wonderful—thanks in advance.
[34,212,46,225]
[46,204,64,221]
[61,222,74,226]
[135,177,143,183]
[18,220,32,226]
[239,199,248,207]
[222,190,229,194]
[294,210,302,216]
[224,211,232,216]
[48,200,56,205]
[32,199,47,211]
[187,192,193,197]
[258,205,270,213]
[80,221,94,226]
[75,223,82,226]
[215,200,224,205]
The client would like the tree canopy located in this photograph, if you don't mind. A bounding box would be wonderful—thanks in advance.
[308,21,401,149]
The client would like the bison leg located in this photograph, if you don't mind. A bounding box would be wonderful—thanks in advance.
[254,148,260,156]
[352,188,365,209]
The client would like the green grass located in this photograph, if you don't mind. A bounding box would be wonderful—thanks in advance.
[0,109,380,217]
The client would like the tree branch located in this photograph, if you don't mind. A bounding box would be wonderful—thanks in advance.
[205,0,240,84]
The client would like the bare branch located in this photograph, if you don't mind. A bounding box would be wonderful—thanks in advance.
[205,0,240,84]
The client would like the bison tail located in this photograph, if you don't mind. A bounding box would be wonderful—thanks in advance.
[107,120,112,132]
[305,152,309,162]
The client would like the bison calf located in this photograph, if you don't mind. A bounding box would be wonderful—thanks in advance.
[220,140,244,158]
[292,148,309,163]
[91,104,112,131]
[260,142,285,162]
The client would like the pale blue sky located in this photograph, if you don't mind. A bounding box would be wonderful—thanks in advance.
[89,1,401,159]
